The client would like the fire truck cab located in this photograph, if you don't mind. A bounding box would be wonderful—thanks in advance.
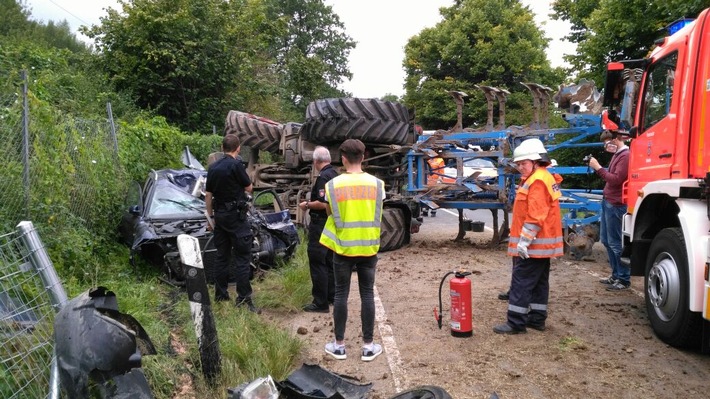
[605,10,710,352]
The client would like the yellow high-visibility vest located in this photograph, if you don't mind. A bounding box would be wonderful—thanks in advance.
[319,173,385,257]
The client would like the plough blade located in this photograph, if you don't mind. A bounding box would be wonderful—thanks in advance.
[475,85,510,131]
[448,91,468,132]
[521,82,554,129]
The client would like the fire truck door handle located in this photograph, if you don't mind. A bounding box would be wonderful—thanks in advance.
[658,153,672,159]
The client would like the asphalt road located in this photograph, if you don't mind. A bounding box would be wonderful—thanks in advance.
[419,206,504,233]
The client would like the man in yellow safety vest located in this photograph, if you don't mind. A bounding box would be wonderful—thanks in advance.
[320,139,385,362]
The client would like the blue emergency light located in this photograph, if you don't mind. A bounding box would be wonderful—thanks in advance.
[667,18,694,35]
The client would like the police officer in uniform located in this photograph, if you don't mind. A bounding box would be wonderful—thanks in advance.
[205,134,259,313]
[299,146,339,313]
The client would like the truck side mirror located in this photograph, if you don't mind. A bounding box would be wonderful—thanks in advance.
[129,205,142,216]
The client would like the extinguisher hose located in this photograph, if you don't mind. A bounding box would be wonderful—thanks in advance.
[436,271,455,329]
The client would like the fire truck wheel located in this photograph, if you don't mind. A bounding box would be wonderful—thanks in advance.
[379,208,407,252]
[301,98,412,145]
[225,110,283,152]
[385,385,453,399]
[644,227,703,349]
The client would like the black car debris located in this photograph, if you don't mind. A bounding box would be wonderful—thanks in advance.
[119,148,300,284]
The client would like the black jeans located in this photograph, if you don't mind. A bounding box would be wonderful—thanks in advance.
[307,223,335,308]
[332,253,377,343]
[213,221,253,303]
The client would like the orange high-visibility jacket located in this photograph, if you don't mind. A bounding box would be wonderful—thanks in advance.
[507,168,564,258]
[426,157,445,185]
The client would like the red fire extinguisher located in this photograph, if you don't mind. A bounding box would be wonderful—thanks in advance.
[434,271,473,337]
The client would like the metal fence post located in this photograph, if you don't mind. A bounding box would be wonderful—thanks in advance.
[15,221,69,399]
[107,102,119,156]
[16,221,68,310]
[21,70,30,220]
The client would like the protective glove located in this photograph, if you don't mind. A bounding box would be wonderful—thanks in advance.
[517,225,538,259]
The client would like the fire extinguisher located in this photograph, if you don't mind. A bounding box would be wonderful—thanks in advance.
[434,270,473,337]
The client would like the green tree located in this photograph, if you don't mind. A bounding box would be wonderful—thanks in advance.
[84,0,283,132]
[1,1,87,53]
[552,0,710,84]
[403,0,563,130]
[0,0,30,37]
[266,0,355,118]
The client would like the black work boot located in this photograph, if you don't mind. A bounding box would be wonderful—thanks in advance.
[236,299,262,314]
[493,323,526,334]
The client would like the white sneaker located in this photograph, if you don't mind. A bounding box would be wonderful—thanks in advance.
[361,343,382,362]
[324,342,346,360]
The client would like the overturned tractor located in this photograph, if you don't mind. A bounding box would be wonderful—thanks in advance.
[224,99,419,252]
[225,79,608,256]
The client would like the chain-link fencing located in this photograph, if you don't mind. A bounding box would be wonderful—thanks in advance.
[0,70,124,398]
[0,222,67,399]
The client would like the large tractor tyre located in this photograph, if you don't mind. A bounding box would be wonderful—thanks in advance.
[379,208,408,252]
[301,98,411,145]
[386,385,453,399]
[225,110,282,153]
[644,227,702,349]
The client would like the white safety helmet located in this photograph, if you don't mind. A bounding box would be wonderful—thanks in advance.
[513,138,547,162]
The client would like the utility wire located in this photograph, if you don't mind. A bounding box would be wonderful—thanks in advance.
[46,0,92,26]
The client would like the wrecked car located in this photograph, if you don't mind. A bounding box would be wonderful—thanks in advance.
[119,148,300,284]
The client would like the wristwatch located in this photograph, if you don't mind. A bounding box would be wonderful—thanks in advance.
[305,202,309,210]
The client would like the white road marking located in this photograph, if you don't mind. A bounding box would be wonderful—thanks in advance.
[373,285,406,392]
[436,208,495,232]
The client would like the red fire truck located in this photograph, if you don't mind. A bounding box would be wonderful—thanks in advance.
[605,10,710,352]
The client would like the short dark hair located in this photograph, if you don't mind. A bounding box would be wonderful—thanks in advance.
[222,133,241,153]
[339,139,365,164]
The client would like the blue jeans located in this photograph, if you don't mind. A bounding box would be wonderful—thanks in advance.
[332,254,377,343]
[600,199,629,285]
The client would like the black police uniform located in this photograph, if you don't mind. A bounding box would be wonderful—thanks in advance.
[205,154,253,304]
[307,164,339,309]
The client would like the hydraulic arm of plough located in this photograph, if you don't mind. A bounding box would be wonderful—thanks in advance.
[408,82,605,252]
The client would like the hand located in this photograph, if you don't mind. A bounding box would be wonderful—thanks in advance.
[588,157,600,171]
[517,240,530,259]
[517,226,537,259]
[299,201,307,210]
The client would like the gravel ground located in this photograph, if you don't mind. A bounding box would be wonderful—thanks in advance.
[267,221,710,399]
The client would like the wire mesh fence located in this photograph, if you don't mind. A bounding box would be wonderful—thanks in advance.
[0,72,29,229]
[0,70,123,398]
[0,222,66,399]
[0,71,125,236]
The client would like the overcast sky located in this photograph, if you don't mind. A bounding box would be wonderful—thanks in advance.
[24,0,574,98]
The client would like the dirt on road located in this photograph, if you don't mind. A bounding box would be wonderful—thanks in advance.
[267,221,710,399]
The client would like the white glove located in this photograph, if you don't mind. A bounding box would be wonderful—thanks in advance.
[517,225,538,259]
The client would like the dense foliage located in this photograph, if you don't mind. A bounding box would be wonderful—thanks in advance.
[266,0,356,118]
[402,0,566,130]
[551,0,710,84]
[83,0,355,131]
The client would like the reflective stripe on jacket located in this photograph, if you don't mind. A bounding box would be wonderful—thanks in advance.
[507,168,564,258]
[319,173,385,257]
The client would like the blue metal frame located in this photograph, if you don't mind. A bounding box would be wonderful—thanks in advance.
[407,114,605,229]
